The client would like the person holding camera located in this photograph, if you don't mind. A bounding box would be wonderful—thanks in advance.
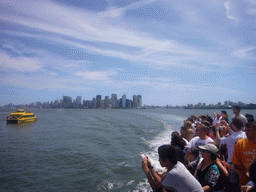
[141,145,203,192]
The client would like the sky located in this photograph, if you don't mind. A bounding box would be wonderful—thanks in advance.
[0,0,256,106]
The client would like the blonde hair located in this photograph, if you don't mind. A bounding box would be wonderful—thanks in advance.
[184,129,195,142]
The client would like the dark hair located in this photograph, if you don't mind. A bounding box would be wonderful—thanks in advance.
[245,122,256,130]
[221,111,227,115]
[191,148,199,158]
[233,105,241,112]
[245,114,255,123]
[187,116,195,123]
[158,145,178,165]
[222,116,229,123]
[200,115,207,121]
[171,134,186,150]
[232,117,244,130]
[171,131,179,139]
[206,116,213,125]
[201,121,211,131]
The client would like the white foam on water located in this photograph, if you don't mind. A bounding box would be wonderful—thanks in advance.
[98,179,135,191]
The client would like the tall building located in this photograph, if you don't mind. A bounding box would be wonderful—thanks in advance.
[104,96,110,108]
[133,95,137,108]
[132,95,142,108]
[137,95,142,108]
[122,94,126,108]
[111,94,117,108]
[76,96,82,106]
[63,96,72,104]
[96,95,101,108]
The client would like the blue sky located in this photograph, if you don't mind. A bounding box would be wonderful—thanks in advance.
[0,0,256,106]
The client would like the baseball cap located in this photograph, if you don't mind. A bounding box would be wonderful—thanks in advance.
[198,143,218,155]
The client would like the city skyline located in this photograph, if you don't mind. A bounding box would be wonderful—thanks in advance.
[2,94,256,110]
[1,0,256,106]
[2,94,143,109]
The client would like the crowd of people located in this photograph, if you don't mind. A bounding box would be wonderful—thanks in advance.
[141,105,256,192]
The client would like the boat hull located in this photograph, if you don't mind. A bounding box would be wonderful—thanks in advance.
[6,109,38,124]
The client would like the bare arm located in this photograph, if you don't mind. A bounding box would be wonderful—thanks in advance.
[145,156,164,184]
[216,158,229,180]
[215,122,221,146]
[203,185,212,192]
[142,157,163,192]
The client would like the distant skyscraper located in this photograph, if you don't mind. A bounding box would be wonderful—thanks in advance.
[63,96,72,103]
[76,96,82,105]
[111,94,117,108]
[96,95,101,108]
[122,94,126,108]
[137,95,142,108]
[133,95,137,108]
[104,96,110,108]
[111,94,117,100]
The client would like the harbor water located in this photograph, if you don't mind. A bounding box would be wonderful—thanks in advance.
[1,108,256,191]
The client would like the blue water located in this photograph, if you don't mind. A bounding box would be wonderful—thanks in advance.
[1,108,255,191]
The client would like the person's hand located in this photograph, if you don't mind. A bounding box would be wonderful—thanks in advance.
[245,171,250,179]
[145,156,153,168]
[142,157,150,174]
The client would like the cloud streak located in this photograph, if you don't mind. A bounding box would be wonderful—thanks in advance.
[0,0,255,106]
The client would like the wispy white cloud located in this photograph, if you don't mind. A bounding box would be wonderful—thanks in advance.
[75,70,117,81]
[0,51,42,72]
[232,46,256,59]
[0,0,223,69]
[224,1,241,23]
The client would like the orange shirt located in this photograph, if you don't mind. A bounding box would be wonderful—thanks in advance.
[232,138,256,185]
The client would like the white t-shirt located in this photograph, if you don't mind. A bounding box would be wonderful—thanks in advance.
[186,136,214,149]
[221,131,246,162]
[162,161,203,192]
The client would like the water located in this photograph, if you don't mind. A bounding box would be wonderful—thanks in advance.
[1,108,256,191]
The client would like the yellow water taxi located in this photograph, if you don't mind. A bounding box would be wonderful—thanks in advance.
[6,109,38,124]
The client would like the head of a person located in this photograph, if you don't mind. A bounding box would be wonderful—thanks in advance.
[217,113,221,119]
[187,116,195,124]
[171,131,179,139]
[222,116,229,123]
[198,143,218,161]
[245,122,256,142]
[180,125,189,137]
[233,105,241,114]
[188,147,199,162]
[231,117,244,130]
[195,123,208,137]
[200,115,207,122]
[158,145,178,166]
[245,114,255,123]
[206,116,213,125]
[184,128,195,142]
[184,120,193,129]
[171,134,186,150]
[221,111,227,116]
